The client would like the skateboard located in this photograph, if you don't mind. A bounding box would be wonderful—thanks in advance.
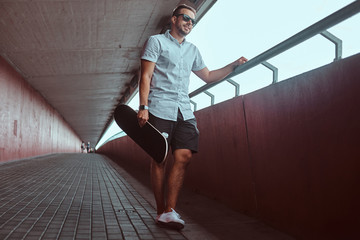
[113,104,168,163]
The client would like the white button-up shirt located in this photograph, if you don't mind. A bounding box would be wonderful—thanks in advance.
[141,30,206,121]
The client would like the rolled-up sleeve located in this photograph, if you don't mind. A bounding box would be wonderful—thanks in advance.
[141,36,160,63]
[192,47,206,71]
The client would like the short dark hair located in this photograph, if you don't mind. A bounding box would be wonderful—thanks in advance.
[172,4,196,16]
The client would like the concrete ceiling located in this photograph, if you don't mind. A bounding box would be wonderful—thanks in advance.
[0,0,215,147]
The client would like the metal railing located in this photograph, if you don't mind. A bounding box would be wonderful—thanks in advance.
[189,1,360,110]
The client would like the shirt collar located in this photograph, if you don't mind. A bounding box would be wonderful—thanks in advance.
[165,29,186,44]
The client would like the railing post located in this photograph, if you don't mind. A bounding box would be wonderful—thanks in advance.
[320,30,342,61]
[226,78,240,96]
[261,61,279,84]
[190,100,197,111]
[204,91,215,105]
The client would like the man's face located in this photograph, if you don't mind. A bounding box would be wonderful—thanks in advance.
[174,9,196,37]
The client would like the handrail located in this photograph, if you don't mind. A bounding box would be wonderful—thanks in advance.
[189,1,360,98]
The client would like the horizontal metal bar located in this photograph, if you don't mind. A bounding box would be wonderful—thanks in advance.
[189,1,360,98]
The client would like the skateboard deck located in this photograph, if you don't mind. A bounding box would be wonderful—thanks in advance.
[113,105,168,163]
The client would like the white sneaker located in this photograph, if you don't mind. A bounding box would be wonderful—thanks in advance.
[156,208,185,230]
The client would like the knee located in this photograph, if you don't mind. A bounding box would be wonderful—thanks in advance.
[175,149,192,165]
[183,151,192,162]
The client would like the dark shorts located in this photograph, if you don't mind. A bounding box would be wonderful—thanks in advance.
[148,110,199,153]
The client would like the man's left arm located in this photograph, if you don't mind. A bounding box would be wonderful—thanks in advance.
[193,57,248,84]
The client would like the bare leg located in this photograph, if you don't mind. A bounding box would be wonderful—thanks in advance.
[151,160,166,215]
[165,149,192,212]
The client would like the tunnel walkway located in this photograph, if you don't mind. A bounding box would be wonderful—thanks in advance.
[0,154,294,240]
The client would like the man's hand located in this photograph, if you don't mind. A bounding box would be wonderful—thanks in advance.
[137,109,149,127]
[233,56,248,68]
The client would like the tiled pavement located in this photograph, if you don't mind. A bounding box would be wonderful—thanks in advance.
[0,154,294,240]
[0,154,186,240]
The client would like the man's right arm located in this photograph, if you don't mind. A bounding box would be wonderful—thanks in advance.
[137,59,156,127]
[193,57,248,84]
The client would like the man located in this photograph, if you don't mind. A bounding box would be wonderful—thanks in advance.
[137,4,247,229]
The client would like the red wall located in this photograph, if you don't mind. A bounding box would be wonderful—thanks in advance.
[0,56,81,162]
[243,53,360,239]
[98,53,360,239]
[187,97,257,215]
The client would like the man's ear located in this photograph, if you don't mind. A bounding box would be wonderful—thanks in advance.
[171,15,177,25]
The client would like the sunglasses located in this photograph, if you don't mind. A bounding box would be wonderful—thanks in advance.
[175,14,196,26]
